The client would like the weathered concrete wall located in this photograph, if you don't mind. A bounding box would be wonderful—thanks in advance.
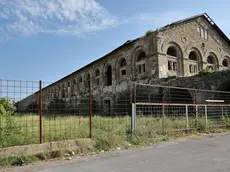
[151,69,230,91]
[0,139,93,157]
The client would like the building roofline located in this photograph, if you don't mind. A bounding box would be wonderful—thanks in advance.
[158,12,230,46]
[43,13,230,90]
[43,37,141,90]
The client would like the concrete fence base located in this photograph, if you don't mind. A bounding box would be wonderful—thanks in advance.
[0,139,93,157]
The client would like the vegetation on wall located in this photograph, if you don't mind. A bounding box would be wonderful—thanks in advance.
[197,68,214,76]
[145,30,154,36]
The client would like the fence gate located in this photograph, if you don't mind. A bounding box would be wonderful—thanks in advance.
[132,83,230,135]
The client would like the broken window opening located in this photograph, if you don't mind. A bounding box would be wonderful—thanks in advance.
[121,69,126,76]
[189,51,197,61]
[222,59,229,67]
[95,69,100,86]
[138,65,142,73]
[79,76,83,83]
[106,65,112,86]
[194,65,198,73]
[167,47,177,57]
[119,58,127,78]
[120,58,127,67]
[207,56,215,64]
[137,51,146,61]
[168,61,172,70]
[95,69,100,77]
[189,64,193,73]
[173,62,177,71]
[143,64,146,73]
[136,51,146,75]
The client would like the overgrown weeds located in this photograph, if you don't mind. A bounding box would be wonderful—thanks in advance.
[0,155,38,166]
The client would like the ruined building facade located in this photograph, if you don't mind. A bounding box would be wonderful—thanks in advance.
[18,13,230,112]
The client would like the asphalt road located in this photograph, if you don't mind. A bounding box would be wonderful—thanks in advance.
[5,133,230,172]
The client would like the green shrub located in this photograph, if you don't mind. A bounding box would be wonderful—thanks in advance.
[0,98,16,116]
[197,68,214,76]
[0,104,6,116]
[0,98,23,148]
[145,30,154,36]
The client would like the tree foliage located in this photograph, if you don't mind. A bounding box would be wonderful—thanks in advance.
[0,98,16,116]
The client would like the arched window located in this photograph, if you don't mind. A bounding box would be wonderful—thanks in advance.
[136,51,146,74]
[222,59,229,67]
[188,51,200,73]
[120,58,127,67]
[166,44,184,76]
[207,55,218,70]
[207,56,215,64]
[189,51,197,61]
[105,65,112,86]
[86,73,91,87]
[95,69,100,86]
[61,83,65,97]
[119,58,127,76]
[168,60,177,71]
[78,76,83,83]
[167,46,178,57]
[137,52,146,61]
[71,79,76,96]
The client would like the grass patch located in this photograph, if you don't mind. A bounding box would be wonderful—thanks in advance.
[0,155,38,166]
[0,113,230,167]
[1,113,230,148]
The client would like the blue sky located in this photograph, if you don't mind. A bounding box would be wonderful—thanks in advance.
[1,0,230,83]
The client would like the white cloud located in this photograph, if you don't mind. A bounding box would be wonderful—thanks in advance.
[0,0,117,39]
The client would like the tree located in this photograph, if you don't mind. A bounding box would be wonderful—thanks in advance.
[0,98,16,116]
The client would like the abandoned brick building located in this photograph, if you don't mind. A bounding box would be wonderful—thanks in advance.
[17,13,230,113]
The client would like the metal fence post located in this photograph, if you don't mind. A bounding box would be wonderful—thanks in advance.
[132,103,136,135]
[130,84,133,133]
[205,105,208,129]
[221,106,224,117]
[39,80,43,144]
[221,106,225,127]
[134,83,136,104]
[186,105,189,131]
[89,87,93,138]
[196,105,198,129]
[194,90,199,129]
[162,104,165,133]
